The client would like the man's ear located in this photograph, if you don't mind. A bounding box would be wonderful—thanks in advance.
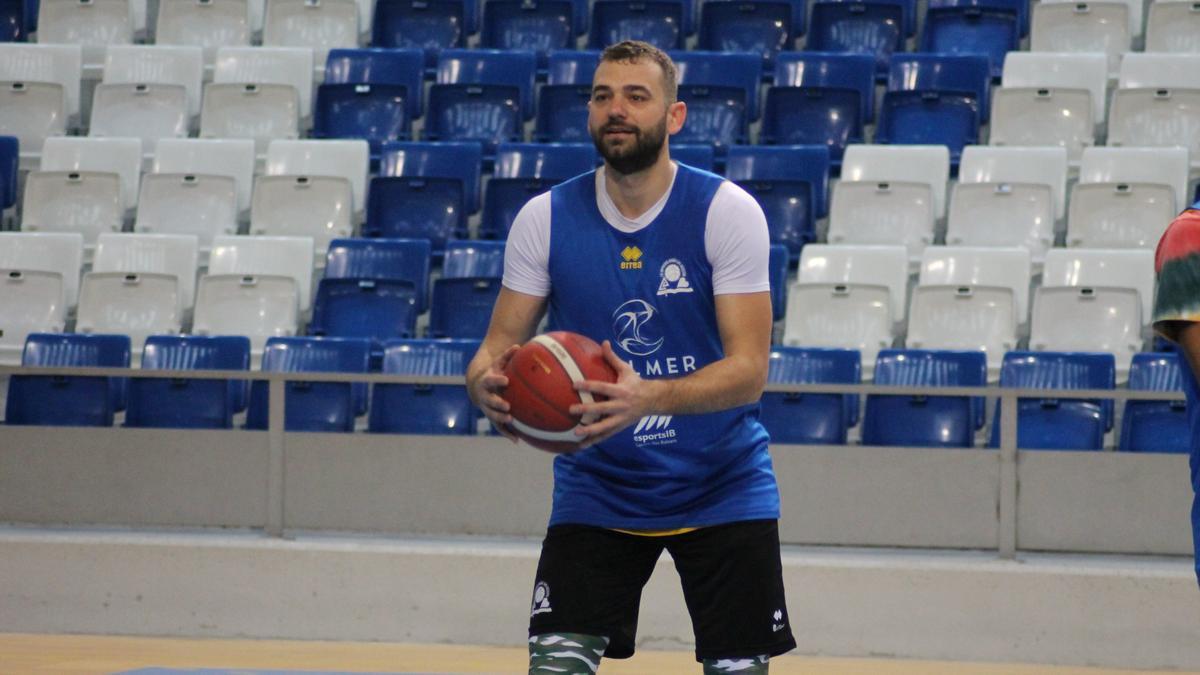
[666,100,687,135]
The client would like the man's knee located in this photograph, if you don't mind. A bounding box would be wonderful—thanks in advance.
[528,632,610,674]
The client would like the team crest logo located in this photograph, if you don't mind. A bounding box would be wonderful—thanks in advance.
[611,299,665,356]
[657,258,693,295]
[620,246,643,270]
[531,581,552,616]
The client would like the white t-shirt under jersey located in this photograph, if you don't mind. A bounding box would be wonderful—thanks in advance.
[503,163,772,297]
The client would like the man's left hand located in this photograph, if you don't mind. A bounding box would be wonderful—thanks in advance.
[569,340,659,449]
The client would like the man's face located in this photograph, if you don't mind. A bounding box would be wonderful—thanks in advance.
[587,58,683,176]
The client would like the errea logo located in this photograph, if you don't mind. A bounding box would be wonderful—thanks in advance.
[620,246,644,270]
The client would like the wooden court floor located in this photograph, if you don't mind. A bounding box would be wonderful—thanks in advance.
[3,634,1194,675]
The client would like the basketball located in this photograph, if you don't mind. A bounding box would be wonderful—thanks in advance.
[501,331,619,453]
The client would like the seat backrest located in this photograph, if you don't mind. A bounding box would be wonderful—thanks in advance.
[1001,51,1108,123]
[209,235,315,312]
[696,0,794,69]
[1042,0,1142,36]
[672,50,764,119]
[249,175,353,255]
[958,145,1069,220]
[379,140,483,213]
[142,334,251,370]
[1078,146,1190,213]
[0,231,83,307]
[41,136,142,210]
[1030,1,1130,75]
[429,276,502,338]
[37,0,132,49]
[920,4,1020,79]
[1118,52,1200,90]
[155,0,251,60]
[0,82,67,156]
[436,47,538,119]
[773,50,877,121]
[264,139,369,214]
[1145,0,1200,53]
[493,142,597,180]
[1030,286,1143,371]
[946,182,1055,261]
[873,90,979,162]
[22,331,130,367]
[841,144,950,216]
[866,347,988,445]
[827,180,936,260]
[153,138,256,214]
[1001,350,1116,397]
[1107,88,1200,158]
[324,47,425,120]
[806,0,905,74]
[1042,248,1154,324]
[261,335,370,372]
[381,337,479,374]
[724,144,831,218]
[213,45,314,115]
[547,49,600,85]
[76,271,182,344]
[1066,181,1175,249]
[887,52,991,121]
[918,246,1032,319]
[988,87,1095,162]
[199,82,301,153]
[906,285,1017,373]
[782,282,894,376]
[324,236,430,310]
[262,0,358,60]
[135,173,238,250]
[670,143,716,171]
[797,244,909,322]
[1127,351,1183,391]
[103,45,204,118]
[0,269,66,364]
[588,0,685,51]
[192,273,299,353]
[21,171,123,246]
[250,335,370,431]
[371,0,466,52]
[0,43,83,118]
[873,346,988,387]
[443,240,505,279]
[768,345,862,384]
[93,232,199,312]
[310,277,419,339]
[88,83,189,153]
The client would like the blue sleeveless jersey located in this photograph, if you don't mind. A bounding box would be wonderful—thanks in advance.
[544,164,781,529]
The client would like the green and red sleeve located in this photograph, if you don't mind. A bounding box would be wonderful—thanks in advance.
[1154,204,1200,343]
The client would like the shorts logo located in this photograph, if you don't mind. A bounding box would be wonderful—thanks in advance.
[772,608,786,632]
[620,246,644,270]
[657,258,693,296]
[633,415,677,446]
[531,581,552,616]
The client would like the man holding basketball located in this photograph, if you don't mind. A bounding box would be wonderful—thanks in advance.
[466,41,795,673]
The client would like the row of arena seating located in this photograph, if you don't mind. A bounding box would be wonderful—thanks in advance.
[4,43,1200,166]
[1,332,1186,454]
[0,135,1193,261]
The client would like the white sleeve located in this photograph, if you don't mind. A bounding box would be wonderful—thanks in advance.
[501,191,553,297]
[705,181,772,295]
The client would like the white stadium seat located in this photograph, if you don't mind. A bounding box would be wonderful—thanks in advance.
[41,137,143,212]
[1042,248,1155,326]
[1107,89,1200,162]
[0,82,67,159]
[1042,0,1143,36]
[192,273,299,359]
[208,235,315,312]
[918,246,1033,322]
[990,88,1094,163]
[249,176,353,257]
[957,146,1070,221]
[841,145,950,218]
[1117,53,1200,90]
[155,0,252,63]
[1145,0,1200,53]
[796,244,910,322]
[1030,1,1130,76]
[1078,146,1190,212]
[76,271,182,351]
[262,0,359,64]
[93,232,200,313]
[1067,183,1175,249]
[0,231,84,308]
[264,139,370,216]
[199,83,301,153]
[88,83,189,153]
[828,181,935,262]
[134,174,239,252]
[103,45,206,119]
[906,285,1018,377]
[946,183,1054,261]
[1029,286,1143,379]
[0,43,83,139]
[783,283,894,378]
[153,138,256,214]
[213,46,314,120]
[1001,51,1108,124]
[0,270,66,366]
[21,171,123,248]
[36,0,133,66]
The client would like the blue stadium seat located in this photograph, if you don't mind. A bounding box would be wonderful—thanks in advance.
[312,84,411,154]
[673,84,750,150]
[325,237,433,313]
[672,51,763,120]
[921,1,1020,78]
[0,0,25,41]
[324,48,425,120]
[435,48,538,120]
[704,0,808,37]
[372,0,467,69]
[761,88,861,166]
[548,49,600,84]
[425,85,523,155]
[481,0,576,67]
[443,240,506,278]
[535,84,592,142]
[760,347,861,444]
[365,177,465,251]
[246,337,372,432]
[481,142,597,239]
[0,136,17,211]
[125,335,250,429]
[671,143,717,171]
[874,90,979,166]
[989,351,1116,451]
[774,51,877,122]
[768,243,789,321]
[862,349,988,448]
[725,145,830,259]
[827,0,916,35]
[23,0,34,31]
[429,277,502,338]
[888,53,991,122]
[1120,352,1189,453]
[310,278,420,341]
[697,0,795,70]
[379,140,483,213]
[589,0,685,50]
[369,338,482,434]
[5,333,130,426]
[807,0,905,75]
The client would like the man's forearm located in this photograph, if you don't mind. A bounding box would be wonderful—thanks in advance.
[643,353,767,416]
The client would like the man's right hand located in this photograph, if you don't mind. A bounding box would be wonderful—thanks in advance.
[470,344,521,442]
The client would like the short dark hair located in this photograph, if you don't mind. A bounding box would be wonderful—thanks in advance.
[598,40,678,104]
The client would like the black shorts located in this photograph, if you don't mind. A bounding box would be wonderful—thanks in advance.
[527,519,796,661]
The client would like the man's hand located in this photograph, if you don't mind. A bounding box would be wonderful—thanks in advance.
[569,340,660,449]
[469,344,521,442]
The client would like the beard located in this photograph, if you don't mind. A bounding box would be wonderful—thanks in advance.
[589,116,668,176]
